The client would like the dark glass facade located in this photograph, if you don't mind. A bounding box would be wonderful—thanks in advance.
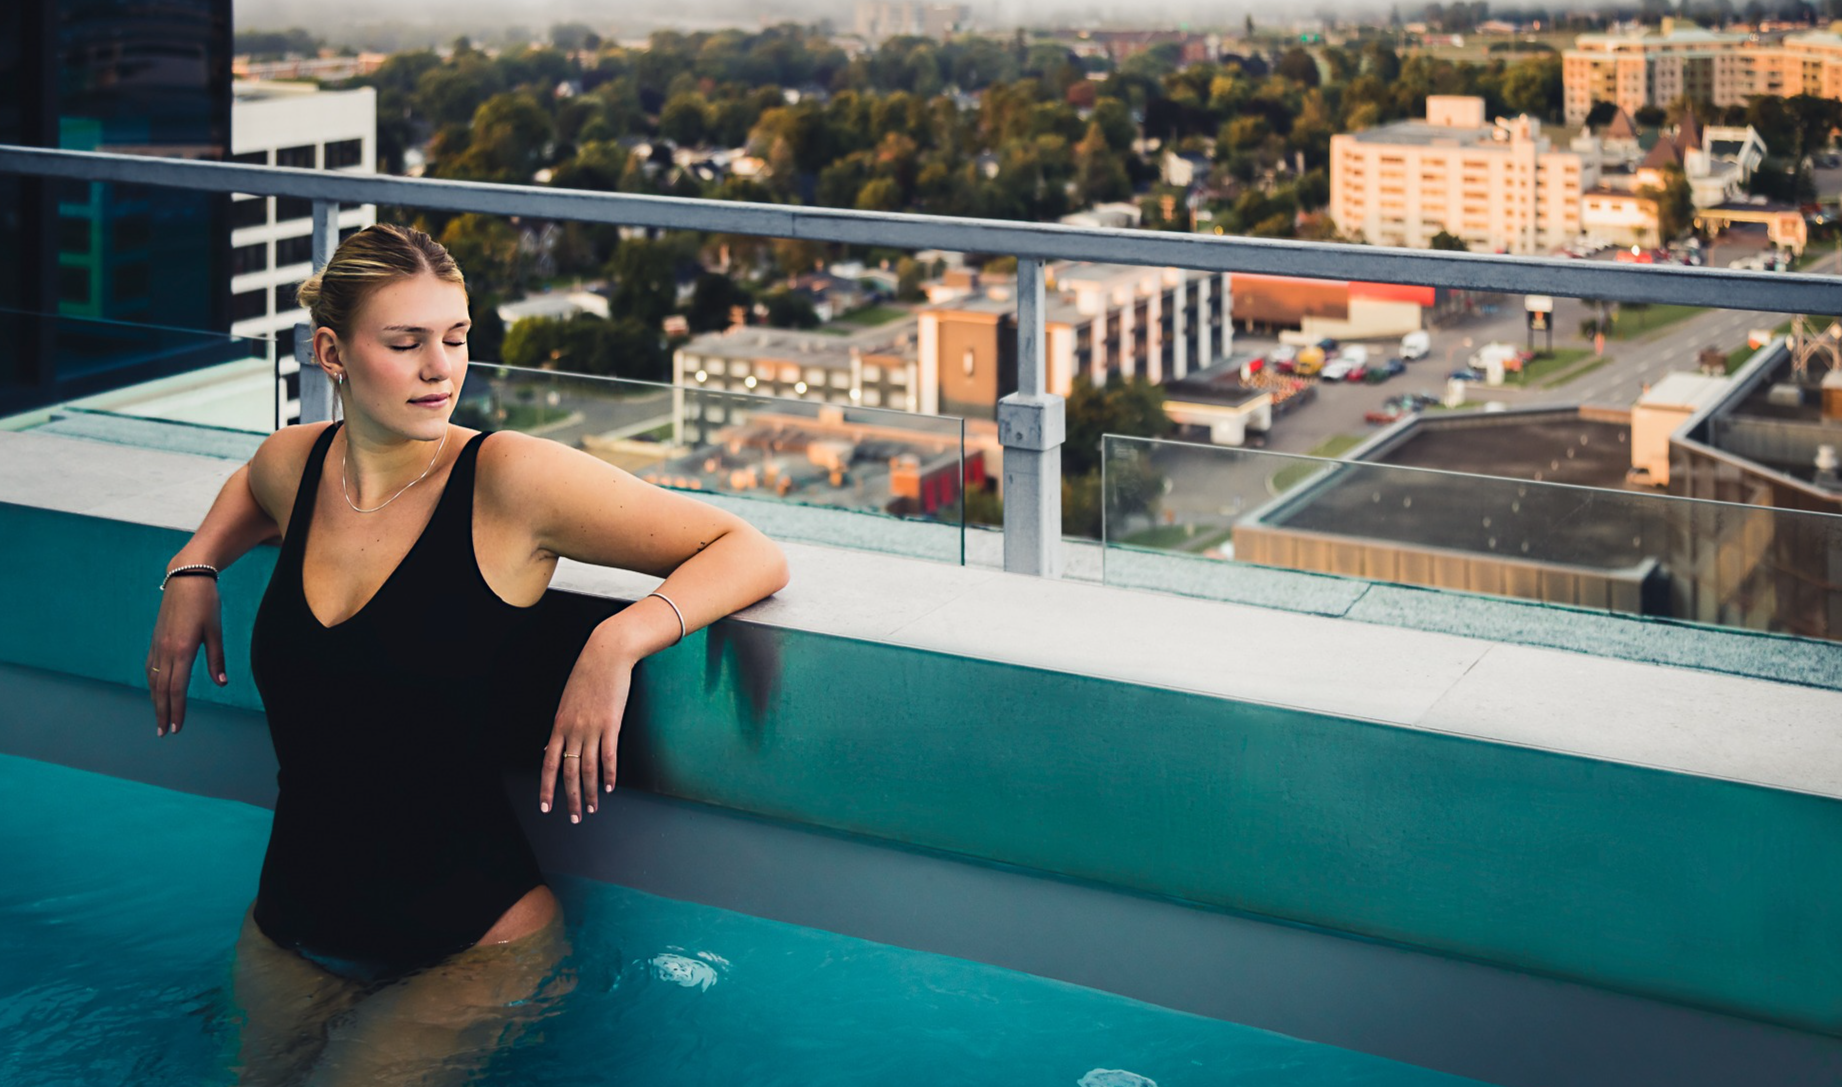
[1,0,233,415]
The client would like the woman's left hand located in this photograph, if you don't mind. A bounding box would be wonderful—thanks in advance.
[541,628,638,823]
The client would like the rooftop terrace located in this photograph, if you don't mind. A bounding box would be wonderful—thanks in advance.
[3,144,1841,1085]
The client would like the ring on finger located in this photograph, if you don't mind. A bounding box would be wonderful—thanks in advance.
[562,751,581,760]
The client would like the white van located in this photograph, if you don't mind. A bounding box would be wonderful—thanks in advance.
[1400,330,1431,360]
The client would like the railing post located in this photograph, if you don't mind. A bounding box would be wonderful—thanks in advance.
[997,257,1065,577]
[297,200,341,424]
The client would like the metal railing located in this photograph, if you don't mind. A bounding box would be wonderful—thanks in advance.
[5,144,1838,577]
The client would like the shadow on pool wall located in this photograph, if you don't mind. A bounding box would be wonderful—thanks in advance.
[3,500,1841,1087]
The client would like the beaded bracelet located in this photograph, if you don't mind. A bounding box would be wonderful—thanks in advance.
[161,563,220,592]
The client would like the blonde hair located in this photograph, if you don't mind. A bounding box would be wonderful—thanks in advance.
[295,223,466,336]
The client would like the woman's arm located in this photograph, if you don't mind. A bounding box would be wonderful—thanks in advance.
[148,454,285,738]
[483,432,790,820]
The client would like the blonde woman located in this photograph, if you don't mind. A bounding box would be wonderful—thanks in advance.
[145,223,788,1083]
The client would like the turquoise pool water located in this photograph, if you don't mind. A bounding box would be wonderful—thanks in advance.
[0,755,1483,1086]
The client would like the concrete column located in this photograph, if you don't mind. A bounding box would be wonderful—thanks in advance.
[1147,285,1163,384]
[1091,314,1107,383]
[1172,278,1188,380]
[1195,275,1214,370]
[1120,297,1136,380]
[1219,272,1234,358]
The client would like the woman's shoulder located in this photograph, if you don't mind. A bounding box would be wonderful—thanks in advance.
[247,421,339,528]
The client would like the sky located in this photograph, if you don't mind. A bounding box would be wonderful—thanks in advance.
[234,0,1426,36]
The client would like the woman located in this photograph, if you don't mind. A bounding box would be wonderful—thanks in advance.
[145,224,789,1084]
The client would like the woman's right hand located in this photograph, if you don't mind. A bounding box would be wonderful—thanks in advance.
[147,578,228,737]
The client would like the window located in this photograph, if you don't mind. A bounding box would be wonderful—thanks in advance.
[231,242,267,276]
[276,145,316,169]
[231,289,267,322]
[273,282,300,314]
[231,150,268,166]
[113,263,150,300]
[339,225,360,244]
[275,234,313,267]
[863,388,882,407]
[275,197,312,223]
[863,364,883,383]
[58,266,89,305]
[707,360,725,375]
[58,217,90,252]
[961,349,975,376]
[276,325,297,363]
[114,214,151,250]
[230,198,268,229]
[324,139,363,170]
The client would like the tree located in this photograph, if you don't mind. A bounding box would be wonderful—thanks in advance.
[761,289,819,328]
[685,273,751,333]
[1430,230,1468,251]
[434,92,553,183]
[1275,48,1321,87]
[438,214,523,298]
[659,92,710,146]
[606,238,680,328]
[1061,372,1175,477]
[1638,163,1694,242]
[1073,122,1131,205]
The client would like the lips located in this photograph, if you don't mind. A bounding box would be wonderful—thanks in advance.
[411,393,450,406]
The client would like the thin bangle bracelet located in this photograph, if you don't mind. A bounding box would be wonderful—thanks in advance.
[646,591,686,646]
[161,563,220,591]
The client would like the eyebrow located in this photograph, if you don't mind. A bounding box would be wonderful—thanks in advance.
[381,321,471,333]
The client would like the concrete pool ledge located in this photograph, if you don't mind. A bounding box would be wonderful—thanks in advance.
[4,427,1842,1045]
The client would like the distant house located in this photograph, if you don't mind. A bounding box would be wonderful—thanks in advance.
[1162,149,1212,188]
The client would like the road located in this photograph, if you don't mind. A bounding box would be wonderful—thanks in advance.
[1251,243,1840,457]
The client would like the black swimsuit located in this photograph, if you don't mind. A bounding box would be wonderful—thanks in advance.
[249,421,546,982]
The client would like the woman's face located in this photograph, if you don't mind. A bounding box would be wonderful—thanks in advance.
[330,274,470,440]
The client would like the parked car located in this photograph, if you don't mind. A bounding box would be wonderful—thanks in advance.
[1365,357,1407,384]
[1344,361,1368,383]
[1270,344,1298,364]
[1365,406,1405,425]
[1341,344,1370,367]
[1319,359,1354,382]
[1294,345,1326,376]
[1399,330,1430,360]
[1315,337,1339,352]
[1448,367,1483,382]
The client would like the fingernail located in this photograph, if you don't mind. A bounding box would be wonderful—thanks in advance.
[157,727,164,737]
[604,784,613,793]
[540,802,549,813]
[571,813,580,824]
[218,673,227,684]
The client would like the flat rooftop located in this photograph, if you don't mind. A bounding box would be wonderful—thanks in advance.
[679,320,918,369]
[1264,410,1650,572]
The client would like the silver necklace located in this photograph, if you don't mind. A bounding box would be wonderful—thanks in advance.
[341,427,450,514]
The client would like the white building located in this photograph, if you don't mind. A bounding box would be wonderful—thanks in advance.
[1330,96,1591,255]
[230,81,377,424]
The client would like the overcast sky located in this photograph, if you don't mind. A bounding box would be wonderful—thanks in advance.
[235,0,1441,36]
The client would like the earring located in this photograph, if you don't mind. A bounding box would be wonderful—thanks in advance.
[334,372,344,386]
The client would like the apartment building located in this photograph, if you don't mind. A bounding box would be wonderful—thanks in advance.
[853,2,970,43]
[918,264,1233,420]
[229,81,376,424]
[1563,21,1842,126]
[1330,96,1590,254]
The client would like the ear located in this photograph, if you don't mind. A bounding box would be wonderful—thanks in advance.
[312,327,345,382]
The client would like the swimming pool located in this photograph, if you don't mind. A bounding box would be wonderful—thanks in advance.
[0,754,1483,1086]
